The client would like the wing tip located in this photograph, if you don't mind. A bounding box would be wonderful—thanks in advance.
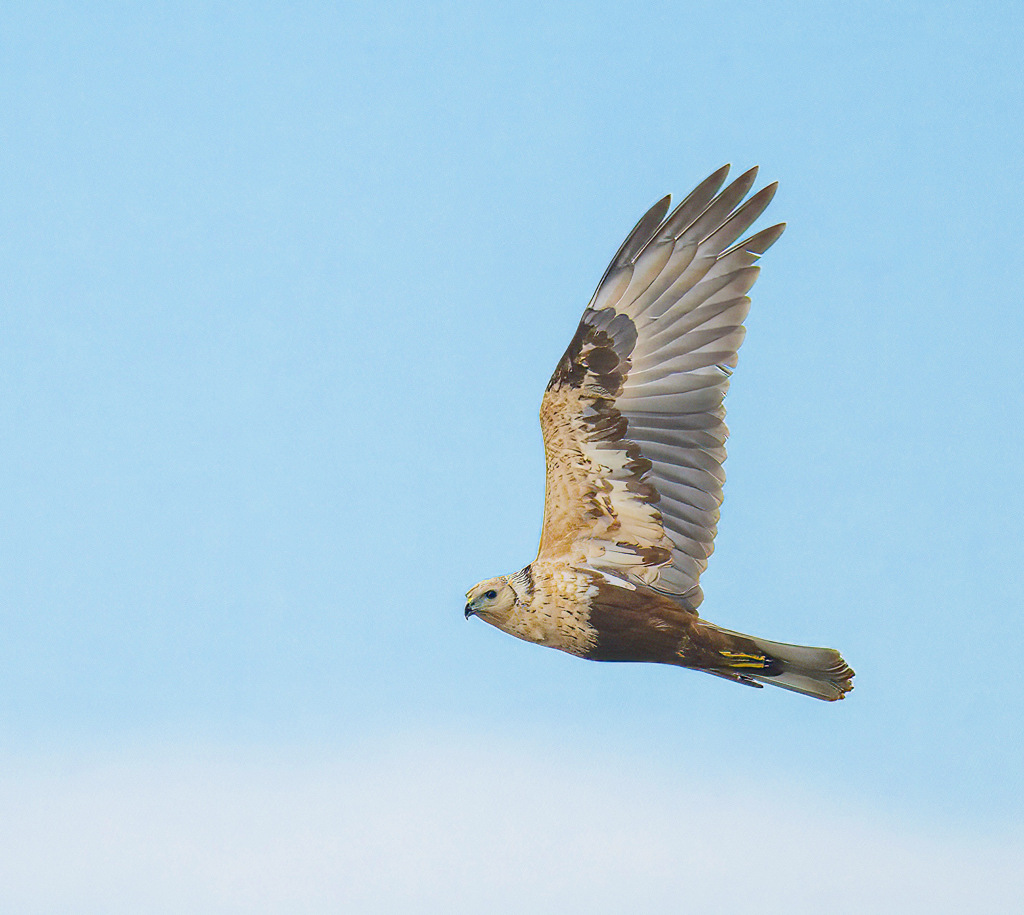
[723,221,786,258]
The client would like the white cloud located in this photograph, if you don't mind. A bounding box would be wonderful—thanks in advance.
[0,737,1020,914]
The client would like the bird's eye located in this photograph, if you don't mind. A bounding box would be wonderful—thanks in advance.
[484,589,497,600]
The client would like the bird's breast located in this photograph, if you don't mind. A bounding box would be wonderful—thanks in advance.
[496,563,599,657]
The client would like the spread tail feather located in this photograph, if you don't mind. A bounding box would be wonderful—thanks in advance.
[700,623,855,701]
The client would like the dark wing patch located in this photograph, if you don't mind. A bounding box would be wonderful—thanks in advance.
[548,305,637,393]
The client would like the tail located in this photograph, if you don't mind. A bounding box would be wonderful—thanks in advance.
[698,623,855,701]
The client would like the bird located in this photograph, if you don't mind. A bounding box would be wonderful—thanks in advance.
[464,165,854,700]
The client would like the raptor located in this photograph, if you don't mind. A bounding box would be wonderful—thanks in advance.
[465,166,854,700]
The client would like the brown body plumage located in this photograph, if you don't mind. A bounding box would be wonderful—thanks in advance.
[465,166,854,701]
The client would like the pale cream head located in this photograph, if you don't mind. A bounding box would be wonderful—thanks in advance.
[464,577,517,622]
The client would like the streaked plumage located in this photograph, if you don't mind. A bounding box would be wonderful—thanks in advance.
[465,166,854,701]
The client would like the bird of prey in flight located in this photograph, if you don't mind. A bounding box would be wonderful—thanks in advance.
[465,166,854,700]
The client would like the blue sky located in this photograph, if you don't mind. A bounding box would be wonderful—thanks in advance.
[2,1,1023,910]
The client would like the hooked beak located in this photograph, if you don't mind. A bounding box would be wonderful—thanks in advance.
[464,602,475,620]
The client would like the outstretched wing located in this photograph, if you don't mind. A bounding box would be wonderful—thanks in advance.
[537,166,784,612]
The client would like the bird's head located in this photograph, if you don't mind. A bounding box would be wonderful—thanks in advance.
[464,577,516,622]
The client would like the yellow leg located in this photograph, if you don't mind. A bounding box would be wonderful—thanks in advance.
[719,649,770,669]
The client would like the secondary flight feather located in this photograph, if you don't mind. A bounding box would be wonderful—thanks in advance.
[464,166,854,700]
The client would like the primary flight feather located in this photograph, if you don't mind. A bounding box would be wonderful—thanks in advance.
[464,165,854,700]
